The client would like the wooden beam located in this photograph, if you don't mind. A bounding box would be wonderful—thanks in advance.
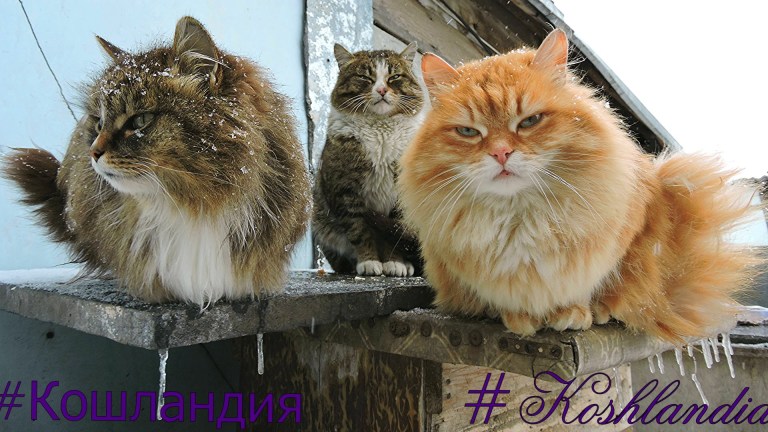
[373,0,485,64]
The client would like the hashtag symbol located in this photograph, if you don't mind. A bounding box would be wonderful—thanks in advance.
[0,381,24,420]
[465,372,509,424]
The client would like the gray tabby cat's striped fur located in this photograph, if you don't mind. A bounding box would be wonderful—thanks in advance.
[313,43,424,276]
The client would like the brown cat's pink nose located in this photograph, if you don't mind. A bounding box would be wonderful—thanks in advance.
[91,148,105,161]
[490,148,513,165]
[376,86,388,96]
[90,132,108,162]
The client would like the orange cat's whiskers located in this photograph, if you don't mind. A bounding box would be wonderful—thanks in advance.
[438,175,479,238]
[537,167,605,226]
[407,168,467,213]
[425,175,475,244]
[528,172,563,225]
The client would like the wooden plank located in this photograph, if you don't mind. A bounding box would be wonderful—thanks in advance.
[434,363,632,431]
[240,331,442,431]
[0,270,433,349]
[373,0,485,64]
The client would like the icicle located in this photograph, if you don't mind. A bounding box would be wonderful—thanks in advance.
[674,347,685,376]
[257,333,264,375]
[612,367,623,410]
[700,339,713,368]
[708,337,720,363]
[722,332,735,379]
[311,317,315,334]
[655,353,665,374]
[690,352,709,405]
[687,344,694,357]
[647,356,656,374]
[156,348,169,421]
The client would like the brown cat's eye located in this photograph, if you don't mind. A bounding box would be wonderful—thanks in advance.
[93,116,103,133]
[128,113,155,131]
[388,74,402,82]
[519,113,543,129]
[355,75,373,83]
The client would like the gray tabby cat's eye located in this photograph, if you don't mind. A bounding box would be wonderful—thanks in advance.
[456,127,480,137]
[129,113,155,130]
[94,117,103,133]
[356,74,373,83]
[388,74,402,82]
[520,113,543,128]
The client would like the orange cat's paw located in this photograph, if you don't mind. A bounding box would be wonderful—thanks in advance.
[547,305,593,331]
[591,301,611,325]
[501,312,543,336]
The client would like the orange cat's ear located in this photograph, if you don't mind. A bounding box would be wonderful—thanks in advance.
[172,16,223,93]
[532,29,568,81]
[421,53,459,94]
[95,36,126,62]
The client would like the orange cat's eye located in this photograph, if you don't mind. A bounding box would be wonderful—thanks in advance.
[519,114,543,129]
[456,127,480,137]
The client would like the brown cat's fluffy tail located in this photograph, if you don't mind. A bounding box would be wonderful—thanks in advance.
[651,153,762,341]
[2,148,71,243]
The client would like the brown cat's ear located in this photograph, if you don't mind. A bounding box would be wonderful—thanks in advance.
[421,53,458,94]
[532,29,568,81]
[95,35,126,62]
[333,43,354,66]
[172,16,223,92]
[400,42,418,63]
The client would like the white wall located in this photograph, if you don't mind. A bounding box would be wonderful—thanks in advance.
[0,0,311,270]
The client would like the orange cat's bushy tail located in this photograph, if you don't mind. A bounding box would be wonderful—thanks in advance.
[643,153,761,342]
[2,148,71,244]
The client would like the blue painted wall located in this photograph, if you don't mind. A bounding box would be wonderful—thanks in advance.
[0,0,311,270]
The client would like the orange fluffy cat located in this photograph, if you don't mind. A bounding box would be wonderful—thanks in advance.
[398,29,759,343]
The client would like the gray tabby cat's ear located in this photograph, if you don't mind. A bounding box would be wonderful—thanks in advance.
[421,53,458,94]
[400,42,418,63]
[531,29,568,82]
[333,43,354,66]
[172,16,223,92]
[95,35,126,62]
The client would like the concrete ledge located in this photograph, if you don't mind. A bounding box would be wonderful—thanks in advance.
[0,269,434,350]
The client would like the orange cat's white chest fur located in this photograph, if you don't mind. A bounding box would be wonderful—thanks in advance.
[423,193,626,317]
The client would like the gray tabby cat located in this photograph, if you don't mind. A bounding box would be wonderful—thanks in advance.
[3,17,310,304]
[313,43,424,276]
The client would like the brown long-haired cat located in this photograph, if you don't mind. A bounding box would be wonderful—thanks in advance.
[398,29,759,343]
[2,17,310,305]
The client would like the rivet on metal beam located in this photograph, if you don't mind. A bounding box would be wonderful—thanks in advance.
[420,321,432,337]
[389,320,410,337]
[449,330,462,346]
[469,330,483,346]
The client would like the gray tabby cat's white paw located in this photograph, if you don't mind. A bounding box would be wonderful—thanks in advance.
[382,261,414,277]
[357,260,383,276]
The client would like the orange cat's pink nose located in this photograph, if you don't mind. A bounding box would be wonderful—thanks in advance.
[490,147,513,165]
